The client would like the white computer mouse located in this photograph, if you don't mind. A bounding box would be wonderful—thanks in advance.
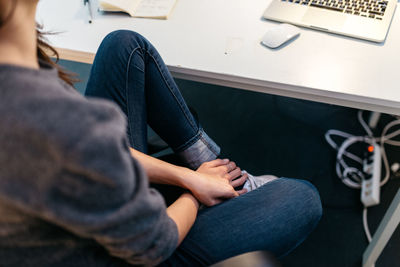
[261,23,300,49]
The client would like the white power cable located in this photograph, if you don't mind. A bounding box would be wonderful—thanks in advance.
[358,110,374,137]
[325,110,400,243]
[363,207,372,242]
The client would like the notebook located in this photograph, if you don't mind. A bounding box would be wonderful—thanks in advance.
[262,0,397,42]
[99,0,177,19]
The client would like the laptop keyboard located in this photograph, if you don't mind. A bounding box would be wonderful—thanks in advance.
[281,0,388,19]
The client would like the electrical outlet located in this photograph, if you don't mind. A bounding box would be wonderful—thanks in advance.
[361,144,381,207]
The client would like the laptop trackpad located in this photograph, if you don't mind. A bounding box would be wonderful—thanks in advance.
[301,8,346,30]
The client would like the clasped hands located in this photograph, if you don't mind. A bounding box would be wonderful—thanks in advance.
[187,159,248,206]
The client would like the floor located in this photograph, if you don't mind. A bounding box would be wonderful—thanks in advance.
[60,60,400,267]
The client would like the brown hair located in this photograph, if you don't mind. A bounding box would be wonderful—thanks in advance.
[0,1,77,86]
[36,25,78,86]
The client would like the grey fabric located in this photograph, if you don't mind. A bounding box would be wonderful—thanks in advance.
[242,171,278,192]
[176,129,220,170]
[0,63,178,266]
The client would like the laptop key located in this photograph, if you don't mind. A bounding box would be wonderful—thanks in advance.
[369,10,384,15]
[310,2,345,11]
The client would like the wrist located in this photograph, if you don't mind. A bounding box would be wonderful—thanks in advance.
[178,167,199,190]
[181,192,200,210]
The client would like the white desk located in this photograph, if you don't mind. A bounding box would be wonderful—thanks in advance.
[36,1,400,266]
[36,0,400,115]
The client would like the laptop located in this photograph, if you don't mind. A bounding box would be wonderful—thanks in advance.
[262,0,397,42]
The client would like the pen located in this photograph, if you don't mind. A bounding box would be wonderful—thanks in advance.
[83,0,94,24]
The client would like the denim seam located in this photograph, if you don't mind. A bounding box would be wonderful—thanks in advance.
[174,129,203,152]
[199,133,218,156]
[174,128,218,157]
[144,49,198,132]
[125,44,211,154]
[125,47,142,147]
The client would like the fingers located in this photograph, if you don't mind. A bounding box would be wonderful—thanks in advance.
[236,188,248,195]
[226,161,237,172]
[206,158,230,168]
[205,190,237,206]
[226,167,242,181]
[199,159,240,179]
[215,161,237,175]
[220,184,239,200]
[209,199,222,206]
[202,186,241,207]
[230,172,248,188]
[230,189,240,198]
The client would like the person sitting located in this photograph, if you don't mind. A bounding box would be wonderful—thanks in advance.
[0,0,322,266]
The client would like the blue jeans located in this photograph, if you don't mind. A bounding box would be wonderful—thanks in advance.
[86,30,322,266]
[86,31,220,170]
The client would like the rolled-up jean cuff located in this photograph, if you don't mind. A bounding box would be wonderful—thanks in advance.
[176,129,220,170]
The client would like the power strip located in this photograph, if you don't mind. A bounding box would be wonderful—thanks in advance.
[325,111,400,243]
[361,143,381,207]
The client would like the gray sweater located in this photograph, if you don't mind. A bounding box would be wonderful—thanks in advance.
[0,63,178,266]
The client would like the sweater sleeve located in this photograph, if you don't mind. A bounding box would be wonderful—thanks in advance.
[0,95,178,266]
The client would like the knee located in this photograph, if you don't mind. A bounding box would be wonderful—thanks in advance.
[99,30,151,58]
[286,179,323,229]
[271,178,322,234]
[106,30,147,45]
[261,179,322,257]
